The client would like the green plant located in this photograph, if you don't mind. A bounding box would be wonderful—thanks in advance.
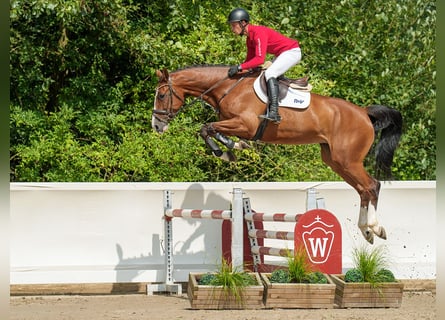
[344,268,364,282]
[269,269,289,283]
[10,1,435,182]
[270,246,328,284]
[306,271,329,284]
[375,268,396,283]
[347,245,396,287]
[197,258,257,305]
[286,246,313,283]
[198,273,216,285]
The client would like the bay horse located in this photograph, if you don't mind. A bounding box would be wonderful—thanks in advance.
[152,65,402,244]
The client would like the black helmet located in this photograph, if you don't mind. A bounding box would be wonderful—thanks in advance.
[228,8,250,23]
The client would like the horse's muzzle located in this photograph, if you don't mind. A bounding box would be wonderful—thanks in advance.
[151,115,169,133]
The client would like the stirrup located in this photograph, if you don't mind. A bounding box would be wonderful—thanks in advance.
[259,113,281,124]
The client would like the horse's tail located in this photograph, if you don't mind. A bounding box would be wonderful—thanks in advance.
[366,105,403,180]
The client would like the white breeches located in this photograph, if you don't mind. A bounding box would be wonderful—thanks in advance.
[264,47,302,81]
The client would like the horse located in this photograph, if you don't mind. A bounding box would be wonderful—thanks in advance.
[151,65,403,244]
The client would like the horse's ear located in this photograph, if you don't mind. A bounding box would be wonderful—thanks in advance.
[156,68,169,82]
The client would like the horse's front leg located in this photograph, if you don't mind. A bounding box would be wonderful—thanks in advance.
[215,132,251,151]
[200,124,237,162]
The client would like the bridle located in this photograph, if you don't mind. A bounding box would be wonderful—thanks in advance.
[152,69,256,125]
[152,79,184,123]
[152,75,231,124]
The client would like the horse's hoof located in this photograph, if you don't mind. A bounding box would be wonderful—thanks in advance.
[238,140,251,150]
[221,151,237,162]
[375,226,387,240]
[366,234,374,244]
[361,229,374,244]
[370,224,387,240]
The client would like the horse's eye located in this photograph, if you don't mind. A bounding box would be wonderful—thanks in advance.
[158,93,165,100]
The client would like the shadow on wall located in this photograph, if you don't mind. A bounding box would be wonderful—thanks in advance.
[111,238,162,293]
[112,183,231,292]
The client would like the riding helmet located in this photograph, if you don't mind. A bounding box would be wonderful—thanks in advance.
[227,8,250,23]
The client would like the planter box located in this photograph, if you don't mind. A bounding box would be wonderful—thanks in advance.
[260,273,335,309]
[187,272,264,309]
[330,274,404,308]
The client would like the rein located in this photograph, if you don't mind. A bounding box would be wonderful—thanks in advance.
[153,71,250,122]
[153,76,228,121]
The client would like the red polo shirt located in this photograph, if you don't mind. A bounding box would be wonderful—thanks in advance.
[240,24,300,70]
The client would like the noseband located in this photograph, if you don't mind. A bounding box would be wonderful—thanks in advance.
[153,73,240,124]
[152,80,184,123]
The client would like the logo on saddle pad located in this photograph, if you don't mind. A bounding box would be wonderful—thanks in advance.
[253,74,311,109]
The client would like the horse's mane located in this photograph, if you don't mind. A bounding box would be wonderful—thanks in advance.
[172,64,231,73]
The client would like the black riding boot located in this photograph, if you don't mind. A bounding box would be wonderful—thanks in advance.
[260,77,281,123]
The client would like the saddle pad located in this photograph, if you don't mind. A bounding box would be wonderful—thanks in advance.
[253,76,311,109]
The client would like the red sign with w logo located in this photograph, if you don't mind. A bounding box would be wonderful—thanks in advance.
[294,209,342,274]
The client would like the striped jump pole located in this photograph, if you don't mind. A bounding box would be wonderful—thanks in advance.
[243,188,325,272]
[165,208,232,220]
[251,245,291,257]
[248,229,294,240]
[243,197,302,270]
[148,188,243,295]
[243,188,342,274]
[244,211,303,222]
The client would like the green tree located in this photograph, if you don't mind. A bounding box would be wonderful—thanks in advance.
[10,0,435,182]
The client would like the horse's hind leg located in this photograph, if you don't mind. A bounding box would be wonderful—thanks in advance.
[320,144,386,244]
[357,182,386,244]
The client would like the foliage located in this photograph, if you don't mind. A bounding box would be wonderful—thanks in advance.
[347,245,396,286]
[344,268,364,283]
[269,269,289,283]
[10,0,436,182]
[270,247,328,284]
[306,271,329,284]
[375,268,396,283]
[197,258,257,305]
[286,246,313,283]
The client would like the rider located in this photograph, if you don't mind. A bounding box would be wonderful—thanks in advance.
[227,8,302,124]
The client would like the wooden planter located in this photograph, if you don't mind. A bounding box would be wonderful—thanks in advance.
[187,272,264,309]
[260,273,336,309]
[330,274,404,308]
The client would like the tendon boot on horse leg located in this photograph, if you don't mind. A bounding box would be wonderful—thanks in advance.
[200,125,236,162]
[214,132,251,151]
[259,77,281,124]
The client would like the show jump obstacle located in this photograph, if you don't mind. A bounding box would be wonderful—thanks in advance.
[147,188,342,295]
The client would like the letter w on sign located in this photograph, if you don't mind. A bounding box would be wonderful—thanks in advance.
[294,209,342,274]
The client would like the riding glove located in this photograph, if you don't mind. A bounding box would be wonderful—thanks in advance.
[228,65,241,77]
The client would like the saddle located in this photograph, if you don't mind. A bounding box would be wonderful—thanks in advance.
[259,74,312,101]
[260,61,312,93]
[278,75,311,90]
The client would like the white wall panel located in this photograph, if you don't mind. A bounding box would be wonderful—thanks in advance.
[10,181,435,284]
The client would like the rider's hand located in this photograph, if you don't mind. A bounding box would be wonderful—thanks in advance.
[228,65,241,77]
